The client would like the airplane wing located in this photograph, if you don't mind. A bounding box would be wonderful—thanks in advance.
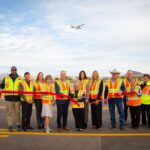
[78,24,85,27]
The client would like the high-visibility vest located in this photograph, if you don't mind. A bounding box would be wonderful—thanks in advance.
[126,86,141,106]
[106,78,123,99]
[21,80,34,102]
[124,78,138,91]
[56,79,70,100]
[42,83,55,104]
[4,76,22,96]
[89,79,101,99]
[72,90,85,109]
[141,82,150,105]
[34,81,44,99]
[78,79,89,93]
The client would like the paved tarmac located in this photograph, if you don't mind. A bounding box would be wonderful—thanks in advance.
[0,100,150,150]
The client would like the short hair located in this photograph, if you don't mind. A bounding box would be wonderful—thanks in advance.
[143,74,150,79]
[45,75,52,81]
[24,72,30,77]
[79,70,87,80]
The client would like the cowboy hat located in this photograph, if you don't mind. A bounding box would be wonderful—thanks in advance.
[110,69,120,75]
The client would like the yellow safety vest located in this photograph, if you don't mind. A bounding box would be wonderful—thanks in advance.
[89,79,101,99]
[21,80,34,102]
[126,86,141,106]
[141,82,150,105]
[4,76,22,96]
[124,78,138,91]
[42,83,55,104]
[72,90,85,109]
[56,79,70,100]
[106,78,123,99]
[78,79,89,93]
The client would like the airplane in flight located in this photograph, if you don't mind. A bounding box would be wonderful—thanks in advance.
[70,24,85,30]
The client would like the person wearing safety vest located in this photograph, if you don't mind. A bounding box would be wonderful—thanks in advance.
[126,77,142,129]
[19,72,34,131]
[78,70,90,129]
[89,71,103,129]
[123,70,138,126]
[34,72,45,129]
[72,81,85,131]
[41,75,55,133]
[55,70,71,132]
[105,69,125,130]
[0,66,22,132]
[140,74,150,127]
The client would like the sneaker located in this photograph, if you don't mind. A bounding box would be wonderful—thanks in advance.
[22,128,27,132]
[46,130,50,133]
[8,126,13,132]
[110,125,116,129]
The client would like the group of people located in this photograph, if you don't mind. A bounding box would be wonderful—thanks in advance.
[0,66,150,133]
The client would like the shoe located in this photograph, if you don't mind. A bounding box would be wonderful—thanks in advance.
[120,127,124,130]
[38,126,42,129]
[96,127,102,130]
[27,126,34,130]
[77,128,83,131]
[8,126,13,132]
[57,128,63,133]
[83,123,87,129]
[16,125,21,131]
[110,125,116,129]
[63,127,70,131]
[46,130,49,133]
[22,127,27,132]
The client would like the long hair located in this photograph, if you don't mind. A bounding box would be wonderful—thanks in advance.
[79,70,87,80]
[92,70,99,80]
[36,72,44,82]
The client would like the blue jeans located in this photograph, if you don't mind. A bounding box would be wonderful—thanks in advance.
[108,98,124,128]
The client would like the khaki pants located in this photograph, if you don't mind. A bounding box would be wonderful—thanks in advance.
[6,101,21,127]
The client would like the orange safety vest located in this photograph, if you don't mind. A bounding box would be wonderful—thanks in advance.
[126,86,141,106]
[107,78,123,99]
[90,79,101,99]
[34,81,44,99]
[56,79,70,100]
[42,83,55,104]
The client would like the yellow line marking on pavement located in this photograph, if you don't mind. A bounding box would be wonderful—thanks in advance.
[0,131,150,137]
[0,135,9,138]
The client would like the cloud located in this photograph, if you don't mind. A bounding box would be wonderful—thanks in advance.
[0,0,150,76]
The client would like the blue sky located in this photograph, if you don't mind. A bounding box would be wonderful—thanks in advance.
[0,0,150,76]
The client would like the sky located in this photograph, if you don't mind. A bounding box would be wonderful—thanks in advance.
[0,0,150,77]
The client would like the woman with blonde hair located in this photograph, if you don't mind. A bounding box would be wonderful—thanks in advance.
[89,71,103,129]
[41,75,55,133]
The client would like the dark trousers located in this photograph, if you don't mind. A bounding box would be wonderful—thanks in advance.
[72,108,84,129]
[90,99,102,128]
[34,99,43,127]
[141,104,150,126]
[129,106,140,128]
[21,101,32,129]
[123,96,129,121]
[56,100,69,128]
[108,98,124,128]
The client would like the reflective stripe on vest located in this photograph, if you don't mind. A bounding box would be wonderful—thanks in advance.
[21,80,34,101]
[56,79,70,100]
[34,82,44,99]
[42,83,55,104]
[72,90,84,108]
[107,79,122,99]
[141,84,150,105]
[127,86,141,106]
[78,79,89,93]
[90,79,101,99]
[4,76,22,96]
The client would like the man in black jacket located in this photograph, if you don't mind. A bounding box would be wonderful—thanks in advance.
[0,66,22,132]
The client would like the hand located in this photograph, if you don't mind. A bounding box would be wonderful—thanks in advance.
[27,100,33,104]
[85,98,89,103]
[95,100,100,105]
[104,99,108,105]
